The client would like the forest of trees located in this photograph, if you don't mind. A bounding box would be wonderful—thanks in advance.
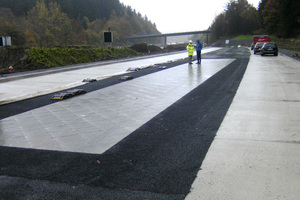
[0,0,299,47]
[210,0,300,40]
[0,0,160,47]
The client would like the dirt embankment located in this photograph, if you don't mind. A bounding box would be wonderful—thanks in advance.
[0,44,187,75]
[0,47,41,75]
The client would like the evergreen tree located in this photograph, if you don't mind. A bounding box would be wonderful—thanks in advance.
[210,0,259,39]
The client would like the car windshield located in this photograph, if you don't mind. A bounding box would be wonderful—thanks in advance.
[255,43,264,47]
[265,43,276,47]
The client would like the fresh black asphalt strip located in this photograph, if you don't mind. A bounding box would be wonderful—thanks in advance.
[0,47,250,199]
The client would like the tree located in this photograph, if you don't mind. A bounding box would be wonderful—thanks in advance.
[0,0,161,47]
[224,0,258,35]
[0,8,26,46]
[237,0,259,34]
[259,0,300,37]
[210,13,226,40]
[82,16,90,30]
[84,29,100,46]
[27,0,71,47]
[210,0,259,39]
[261,0,280,35]
[89,19,105,33]
[25,29,40,47]
[277,0,300,37]
[3,22,26,46]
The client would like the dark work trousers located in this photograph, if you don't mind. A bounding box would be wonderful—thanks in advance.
[196,50,201,63]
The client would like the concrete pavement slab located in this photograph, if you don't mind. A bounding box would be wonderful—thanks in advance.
[185,52,300,199]
[0,48,220,105]
[186,139,298,199]
[0,58,234,154]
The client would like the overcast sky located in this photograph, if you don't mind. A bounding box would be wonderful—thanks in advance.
[119,0,261,33]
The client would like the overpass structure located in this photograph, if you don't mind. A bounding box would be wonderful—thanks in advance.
[128,30,210,46]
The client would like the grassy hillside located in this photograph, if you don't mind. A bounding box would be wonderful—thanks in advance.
[0,43,186,75]
[0,46,142,75]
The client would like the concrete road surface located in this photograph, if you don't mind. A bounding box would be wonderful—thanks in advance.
[186,51,300,200]
[0,47,299,200]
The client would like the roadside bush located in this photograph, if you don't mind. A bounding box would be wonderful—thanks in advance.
[25,46,142,68]
[0,46,142,74]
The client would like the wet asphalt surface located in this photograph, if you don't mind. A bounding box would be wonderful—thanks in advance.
[0,47,250,199]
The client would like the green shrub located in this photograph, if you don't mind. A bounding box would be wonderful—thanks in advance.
[25,46,142,68]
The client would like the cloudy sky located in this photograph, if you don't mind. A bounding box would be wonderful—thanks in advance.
[119,0,261,33]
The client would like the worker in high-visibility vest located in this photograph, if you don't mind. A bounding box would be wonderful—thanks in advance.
[186,40,195,64]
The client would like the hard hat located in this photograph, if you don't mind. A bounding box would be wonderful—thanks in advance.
[189,40,192,43]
